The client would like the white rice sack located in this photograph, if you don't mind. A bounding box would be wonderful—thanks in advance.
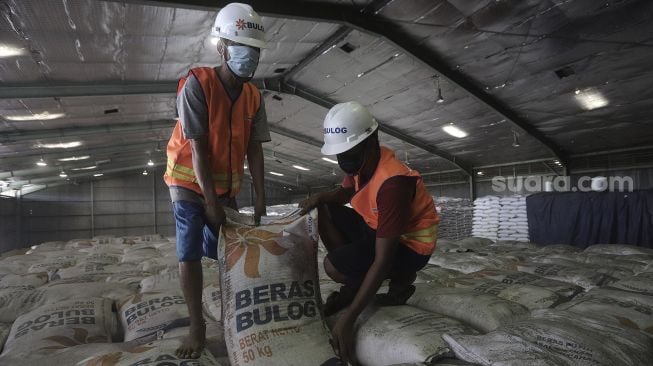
[0,322,10,353]
[202,283,222,322]
[607,271,653,295]
[138,256,180,273]
[443,309,653,366]
[27,257,77,274]
[55,263,140,280]
[536,244,582,254]
[515,263,609,289]
[554,287,653,336]
[122,247,162,264]
[76,337,223,366]
[407,285,528,332]
[469,269,582,299]
[105,270,154,290]
[117,291,188,342]
[84,252,123,265]
[353,305,477,365]
[467,280,561,310]
[140,267,219,293]
[0,298,113,361]
[415,265,462,285]
[0,272,48,289]
[219,210,339,366]
[584,244,653,256]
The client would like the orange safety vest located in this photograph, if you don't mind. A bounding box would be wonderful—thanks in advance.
[164,67,260,197]
[350,146,440,255]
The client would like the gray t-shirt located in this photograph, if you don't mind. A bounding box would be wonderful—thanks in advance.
[170,71,271,203]
[176,72,271,142]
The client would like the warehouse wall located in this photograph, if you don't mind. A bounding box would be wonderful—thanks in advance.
[0,196,19,253]
[14,167,292,249]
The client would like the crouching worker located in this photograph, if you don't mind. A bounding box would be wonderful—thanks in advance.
[299,101,439,364]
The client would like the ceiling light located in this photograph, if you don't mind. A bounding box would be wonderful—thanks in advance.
[269,172,284,176]
[442,124,468,138]
[0,45,24,58]
[58,155,90,162]
[72,165,97,171]
[512,130,521,148]
[37,141,82,149]
[5,112,65,121]
[322,157,338,164]
[356,72,364,78]
[244,164,248,169]
[477,171,484,176]
[36,158,47,167]
[147,159,154,166]
[210,37,219,45]
[142,170,148,176]
[59,170,68,178]
[435,76,444,103]
[574,88,609,110]
[93,173,104,177]
[321,44,337,55]
[292,165,310,171]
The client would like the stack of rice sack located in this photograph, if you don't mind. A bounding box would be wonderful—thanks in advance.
[434,197,473,241]
[471,196,501,240]
[497,195,529,241]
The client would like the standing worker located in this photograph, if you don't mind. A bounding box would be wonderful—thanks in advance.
[299,102,439,365]
[164,3,270,359]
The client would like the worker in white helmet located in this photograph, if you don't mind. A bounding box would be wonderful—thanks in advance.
[163,3,270,359]
[300,102,440,365]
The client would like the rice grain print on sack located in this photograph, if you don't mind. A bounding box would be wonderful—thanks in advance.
[218,209,340,366]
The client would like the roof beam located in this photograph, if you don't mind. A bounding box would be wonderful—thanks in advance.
[117,0,567,166]
[258,78,473,175]
[0,120,174,144]
[0,82,177,99]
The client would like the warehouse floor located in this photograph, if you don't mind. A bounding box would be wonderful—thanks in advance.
[1,209,651,365]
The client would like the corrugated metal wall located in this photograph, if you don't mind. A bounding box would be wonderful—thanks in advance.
[11,167,292,249]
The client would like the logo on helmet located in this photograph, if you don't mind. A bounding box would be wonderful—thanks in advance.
[324,127,348,134]
[235,18,264,32]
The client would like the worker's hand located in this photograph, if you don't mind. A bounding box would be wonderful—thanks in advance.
[254,198,266,226]
[298,194,321,216]
[205,204,226,234]
[331,314,358,366]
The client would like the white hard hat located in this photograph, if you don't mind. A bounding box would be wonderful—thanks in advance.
[211,3,267,49]
[321,101,379,156]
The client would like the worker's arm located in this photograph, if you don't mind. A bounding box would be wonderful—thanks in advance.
[332,236,399,365]
[298,186,355,215]
[191,136,225,231]
[247,141,266,224]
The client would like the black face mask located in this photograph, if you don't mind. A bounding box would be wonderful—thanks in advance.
[337,141,367,175]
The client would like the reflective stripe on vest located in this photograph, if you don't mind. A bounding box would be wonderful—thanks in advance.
[163,67,260,197]
[350,146,440,255]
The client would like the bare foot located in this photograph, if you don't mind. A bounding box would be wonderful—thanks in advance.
[175,323,206,359]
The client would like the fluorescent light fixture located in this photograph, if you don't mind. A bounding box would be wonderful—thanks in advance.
[142,170,148,176]
[292,165,310,171]
[210,37,219,45]
[269,171,284,176]
[322,157,338,164]
[321,44,337,55]
[477,171,484,176]
[59,171,68,178]
[5,112,65,121]
[442,124,468,138]
[0,45,24,58]
[147,159,154,166]
[574,89,609,110]
[93,173,104,177]
[58,155,90,162]
[72,165,97,171]
[36,158,47,167]
[357,72,364,78]
[38,141,82,149]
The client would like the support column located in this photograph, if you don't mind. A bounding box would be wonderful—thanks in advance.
[16,191,22,249]
[469,174,476,201]
[152,172,158,234]
[90,180,95,237]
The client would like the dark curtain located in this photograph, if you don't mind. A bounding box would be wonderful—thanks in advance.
[526,190,653,248]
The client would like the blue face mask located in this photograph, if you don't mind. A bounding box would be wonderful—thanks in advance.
[226,45,260,80]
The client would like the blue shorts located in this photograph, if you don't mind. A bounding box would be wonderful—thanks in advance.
[173,198,237,262]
